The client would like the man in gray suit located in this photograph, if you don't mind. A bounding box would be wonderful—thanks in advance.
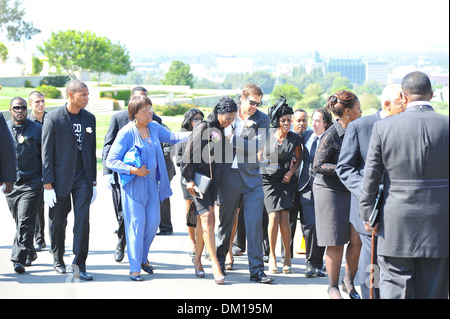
[217,83,273,283]
[336,84,405,298]
[360,71,449,299]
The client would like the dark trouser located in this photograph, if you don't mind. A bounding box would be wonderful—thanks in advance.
[299,186,325,268]
[378,255,449,299]
[218,170,264,276]
[34,195,45,246]
[111,173,126,250]
[49,174,92,271]
[159,197,173,232]
[6,179,42,264]
[359,232,380,299]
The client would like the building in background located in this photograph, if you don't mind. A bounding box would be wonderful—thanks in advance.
[366,61,389,84]
[326,59,366,85]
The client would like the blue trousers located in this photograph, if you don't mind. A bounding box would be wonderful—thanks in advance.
[121,178,160,273]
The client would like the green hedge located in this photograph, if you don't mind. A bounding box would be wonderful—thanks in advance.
[36,85,62,99]
[100,89,131,104]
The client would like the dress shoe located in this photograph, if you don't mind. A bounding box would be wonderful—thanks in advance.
[76,271,93,281]
[114,247,124,262]
[54,264,66,274]
[130,273,143,281]
[34,243,46,251]
[315,268,326,277]
[250,271,274,284]
[141,263,154,274]
[305,265,315,278]
[341,279,361,299]
[25,253,38,267]
[13,263,25,274]
[156,229,173,235]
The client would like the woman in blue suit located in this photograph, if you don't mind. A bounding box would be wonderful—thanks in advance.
[106,95,189,281]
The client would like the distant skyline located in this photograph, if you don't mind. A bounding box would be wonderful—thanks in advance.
[15,0,450,57]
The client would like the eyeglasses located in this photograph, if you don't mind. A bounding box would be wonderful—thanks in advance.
[192,117,203,122]
[400,91,408,99]
[139,107,153,112]
[246,96,263,107]
[12,105,27,112]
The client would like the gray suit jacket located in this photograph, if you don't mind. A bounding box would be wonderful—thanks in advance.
[221,109,270,189]
[360,104,449,258]
[336,110,382,235]
[42,104,97,197]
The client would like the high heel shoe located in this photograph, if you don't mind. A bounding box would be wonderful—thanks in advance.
[214,274,225,284]
[192,257,205,278]
[282,265,291,274]
[341,279,361,299]
[269,258,278,274]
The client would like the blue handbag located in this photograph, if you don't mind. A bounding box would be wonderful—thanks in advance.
[119,145,142,186]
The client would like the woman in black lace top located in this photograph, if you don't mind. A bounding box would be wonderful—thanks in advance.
[313,90,362,299]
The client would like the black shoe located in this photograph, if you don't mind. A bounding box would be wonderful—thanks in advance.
[25,253,38,267]
[114,247,124,263]
[141,263,153,274]
[54,264,66,274]
[34,243,46,252]
[341,279,361,299]
[156,230,173,235]
[76,271,93,281]
[315,267,326,277]
[250,271,274,284]
[305,265,316,278]
[14,263,25,274]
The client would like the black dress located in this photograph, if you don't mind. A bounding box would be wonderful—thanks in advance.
[261,128,302,213]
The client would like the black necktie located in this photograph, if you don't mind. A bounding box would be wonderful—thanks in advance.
[310,136,319,158]
[12,124,23,140]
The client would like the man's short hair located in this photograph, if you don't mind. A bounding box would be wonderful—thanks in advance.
[29,90,44,100]
[402,71,432,96]
[131,86,148,95]
[66,80,88,97]
[242,83,264,98]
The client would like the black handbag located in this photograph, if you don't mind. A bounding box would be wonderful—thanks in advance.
[368,188,383,227]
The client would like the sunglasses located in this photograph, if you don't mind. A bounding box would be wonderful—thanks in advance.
[246,96,263,107]
[12,105,27,111]
[192,117,203,122]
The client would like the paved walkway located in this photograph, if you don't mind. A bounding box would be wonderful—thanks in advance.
[0,168,349,300]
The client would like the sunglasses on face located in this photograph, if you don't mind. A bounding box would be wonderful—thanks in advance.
[12,105,27,111]
[246,96,263,107]
[192,117,203,122]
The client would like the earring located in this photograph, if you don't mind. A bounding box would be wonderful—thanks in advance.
[347,115,350,119]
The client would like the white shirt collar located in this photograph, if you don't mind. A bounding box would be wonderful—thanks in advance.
[406,101,432,109]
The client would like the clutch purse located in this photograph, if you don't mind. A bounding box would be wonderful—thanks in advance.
[120,146,142,186]
[368,188,383,227]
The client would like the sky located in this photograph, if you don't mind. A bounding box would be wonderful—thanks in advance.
[14,0,450,55]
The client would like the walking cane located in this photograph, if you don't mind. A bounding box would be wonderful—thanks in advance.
[370,230,375,299]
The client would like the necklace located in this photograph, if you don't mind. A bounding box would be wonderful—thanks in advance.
[135,121,152,145]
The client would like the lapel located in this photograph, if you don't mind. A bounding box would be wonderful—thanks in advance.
[62,105,77,141]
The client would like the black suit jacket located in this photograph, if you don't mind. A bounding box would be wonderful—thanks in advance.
[297,129,314,192]
[336,110,382,235]
[0,112,17,183]
[42,104,97,197]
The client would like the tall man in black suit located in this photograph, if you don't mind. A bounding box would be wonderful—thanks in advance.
[360,71,449,299]
[42,80,97,281]
[5,97,43,273]
[102,86,166,262]
[217,83,273,283]
[296,107,332,277]
[336,84,405,298]
[0,112,16,195]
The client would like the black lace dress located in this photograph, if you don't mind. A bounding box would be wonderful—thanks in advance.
[312,120,351,247]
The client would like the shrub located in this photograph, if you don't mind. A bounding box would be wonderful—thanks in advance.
[100,89,131,104]
[24,79,34,88]
[39,75,71,87]
[36,85,62,99]
[154,103,192,116]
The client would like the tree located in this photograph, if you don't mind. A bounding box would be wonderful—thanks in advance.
[161,60,194,88]
[31,56,43,74]
[295,83,326,109]
[329,76,353,94]
[0,0,40,41]
[270,82,303,107]
[0,42,7,61]
[38,30,133,81]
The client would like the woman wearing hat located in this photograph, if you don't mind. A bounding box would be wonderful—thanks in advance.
[259,96,302,274]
